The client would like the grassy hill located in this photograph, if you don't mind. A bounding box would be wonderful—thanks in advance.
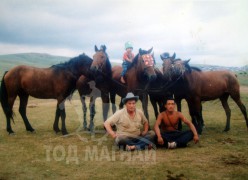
[0,53,70,73]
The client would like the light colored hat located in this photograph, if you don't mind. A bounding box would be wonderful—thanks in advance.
[122,92,139,104]
[125,41,133,50]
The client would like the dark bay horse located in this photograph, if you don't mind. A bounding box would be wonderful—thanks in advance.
[162,57,248,133]
[90,45,157,121]
[0,53,93,135]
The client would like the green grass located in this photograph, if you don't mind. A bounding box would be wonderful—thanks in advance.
[0,91,248,180]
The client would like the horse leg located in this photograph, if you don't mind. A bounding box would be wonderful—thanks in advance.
[57,100,68,135]
[230,94,248,130]
[101,92,110,122]
[19,94,35,132]
[6,97,16,134]
[219,94,231,131]
[119,98,124,109]
[149,95,159,119]
[187,98,203,134]
[141,93,150,128]
[80,96,87,130]
[53,105,61,133]
[89,96,96,133]
[110,92,117,114]
[199,104,205,127]
[175,97,182,130]
[0,77,16,134]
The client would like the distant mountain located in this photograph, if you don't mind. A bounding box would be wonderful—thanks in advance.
[192,64,248,72]
[155,61,248,72]
[0,53,70,73]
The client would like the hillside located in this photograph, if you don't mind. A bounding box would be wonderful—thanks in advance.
[0,53,70,73]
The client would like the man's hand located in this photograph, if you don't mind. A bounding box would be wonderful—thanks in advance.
[110,131,117,139]
[140,131,147,136]
[157,136,164,145]
[193,135,199,144]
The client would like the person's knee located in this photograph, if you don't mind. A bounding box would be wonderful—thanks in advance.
[115,135,129,145]
[145,130,156,143]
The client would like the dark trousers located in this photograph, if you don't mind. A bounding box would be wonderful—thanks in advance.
[121,61,131,76]
[156,130,194,148]
[116,131,155,150]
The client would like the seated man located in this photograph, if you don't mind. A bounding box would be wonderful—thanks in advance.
[154,97,199,149]
[104,92,155,151]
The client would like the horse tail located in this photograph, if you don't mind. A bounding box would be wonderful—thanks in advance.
[0,71,14,122]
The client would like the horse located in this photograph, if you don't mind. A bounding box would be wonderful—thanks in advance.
[161,56,248,133]
[0,53,93,135]
[90,45,157,122]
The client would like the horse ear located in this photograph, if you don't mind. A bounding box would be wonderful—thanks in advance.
[184,59,191,64]
[95,45,98,52]
[171,53,176,60]
[147,47,153,54]
[100,45,106,52]
[139,48,142,54]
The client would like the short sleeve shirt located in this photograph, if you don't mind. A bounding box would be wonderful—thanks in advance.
[123,52,134,61]
[105,108,148,137]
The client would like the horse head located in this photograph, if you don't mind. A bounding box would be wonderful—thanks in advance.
[161,52,189,81]
[135,47,157,82]
[90,45,112,83]
[91,45,108,72]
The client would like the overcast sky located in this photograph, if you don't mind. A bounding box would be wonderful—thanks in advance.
[0,0,248,67]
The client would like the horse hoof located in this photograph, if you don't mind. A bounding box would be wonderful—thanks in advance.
[54,129,61,134]
[62,131,69,135]
[27,129,35,133]
[223,129,230,132]
[8,132,16,136]
[8,129,15,134]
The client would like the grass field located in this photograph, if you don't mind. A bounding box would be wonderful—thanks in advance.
[0,76,248,180]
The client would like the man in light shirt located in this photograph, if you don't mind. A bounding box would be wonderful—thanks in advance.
[104,92,155,151]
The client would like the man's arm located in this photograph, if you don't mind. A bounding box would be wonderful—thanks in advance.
[179,113,199,144]
[153,114,164,145]
[141,121,149,136]
[104,121,117,139]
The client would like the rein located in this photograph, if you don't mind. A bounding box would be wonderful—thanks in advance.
[94,68,183,94]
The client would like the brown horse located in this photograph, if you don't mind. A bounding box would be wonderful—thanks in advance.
[0,53,93,135]
[90,45,157,120]
[162,56,248,133]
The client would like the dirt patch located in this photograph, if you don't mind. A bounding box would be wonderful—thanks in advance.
[167,170,188,180]
[221,154,248,166]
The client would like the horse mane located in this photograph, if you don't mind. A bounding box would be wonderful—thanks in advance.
[104,51,112,77]
[186,65,202,73]
[51,53,93,73]
[127,53,139,71]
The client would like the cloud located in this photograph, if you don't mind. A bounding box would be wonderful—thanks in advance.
[0,0,247,67]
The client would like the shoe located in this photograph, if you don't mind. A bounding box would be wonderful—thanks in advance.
[120,76,125,84]
[168,142,177,149]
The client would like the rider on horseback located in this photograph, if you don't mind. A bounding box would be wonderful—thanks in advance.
[120,41,135,84]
